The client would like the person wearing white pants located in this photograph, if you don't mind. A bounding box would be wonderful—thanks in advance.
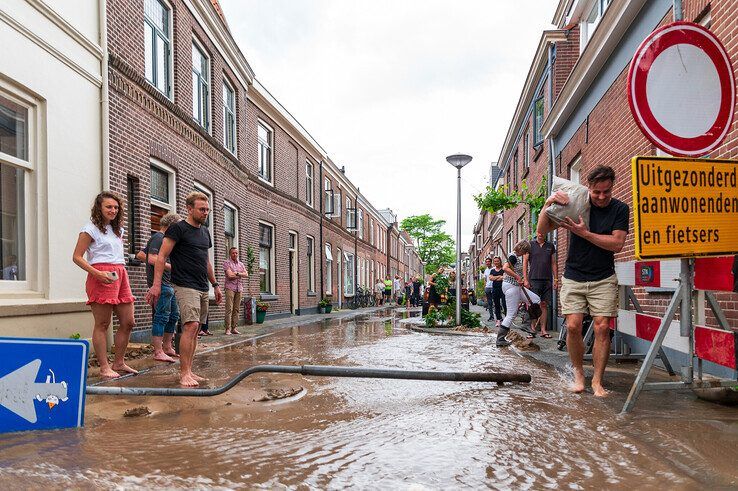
[498,241,540,347]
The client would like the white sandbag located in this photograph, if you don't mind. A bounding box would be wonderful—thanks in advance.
[545,176,590,229]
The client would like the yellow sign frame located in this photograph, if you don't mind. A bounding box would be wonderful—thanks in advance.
[632,156,738,260]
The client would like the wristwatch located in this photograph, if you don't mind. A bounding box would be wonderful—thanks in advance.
[211,282,219,287]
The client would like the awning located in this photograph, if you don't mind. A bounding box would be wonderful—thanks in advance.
[325,245,333,261]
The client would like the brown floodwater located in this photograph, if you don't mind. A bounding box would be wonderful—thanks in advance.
[1,310,738,489]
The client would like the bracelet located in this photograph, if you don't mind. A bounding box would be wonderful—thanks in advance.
[212,282,219,287]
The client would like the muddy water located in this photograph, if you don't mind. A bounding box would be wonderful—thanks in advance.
[1,312,738,489]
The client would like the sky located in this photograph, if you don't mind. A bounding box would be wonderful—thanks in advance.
[220,0,556,249]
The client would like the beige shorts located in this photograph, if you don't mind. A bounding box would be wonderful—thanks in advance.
[560,274,619,317]
[174,286,209,325]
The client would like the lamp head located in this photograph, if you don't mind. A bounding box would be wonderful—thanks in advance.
[446,154,472,169]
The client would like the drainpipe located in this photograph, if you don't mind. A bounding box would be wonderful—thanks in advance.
[354,197,358,297]
[99,0,113,350]
[319,160,324,302]
[546,41,559,331]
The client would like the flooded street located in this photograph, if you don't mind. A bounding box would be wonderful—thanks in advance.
[1,310,738,489]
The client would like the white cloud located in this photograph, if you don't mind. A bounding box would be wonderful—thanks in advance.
[220,0,555,247]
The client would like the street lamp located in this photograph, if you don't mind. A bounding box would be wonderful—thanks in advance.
[446,153,472,326]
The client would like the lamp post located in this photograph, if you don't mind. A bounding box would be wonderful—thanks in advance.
[446,153,472,326]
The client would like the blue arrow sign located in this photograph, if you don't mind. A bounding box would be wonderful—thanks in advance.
[0,337,89,433]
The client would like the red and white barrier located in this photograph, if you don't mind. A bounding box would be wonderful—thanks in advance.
[616,309,689,353]
[694,325,738,370]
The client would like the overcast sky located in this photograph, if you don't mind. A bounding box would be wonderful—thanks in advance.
[220,0,555,248]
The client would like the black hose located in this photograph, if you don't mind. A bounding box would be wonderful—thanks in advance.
[86,364,531,397]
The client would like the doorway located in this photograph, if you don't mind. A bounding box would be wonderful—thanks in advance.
[288,232,298,314]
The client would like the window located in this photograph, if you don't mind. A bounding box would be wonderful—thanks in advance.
[506,229,513,256]
[305,160,314,207]
[191,41,210,131]
[344,251,355,296]
[127,177,138,256]
[307,236,315,292]
[513,152,518,190]
[224,202,237,252]
[257,121,273,183]
[324,178,333,214]
[476,233,482,250]
[194,183,214,276]
[524,132,530,168]
[144,0,171,97]
[570,155,582,184]
[150,160,175,232]
[222,80,236,155]
[533,96,544,146]
[369,218,374,245]
[259,222,274,293]
[358,209,364,239]
[325,243,333,294]
[517,217,526,242]
[335,189,342,219]
[346,197,355,230]
[0,93,30,284]
[580,0,612,51]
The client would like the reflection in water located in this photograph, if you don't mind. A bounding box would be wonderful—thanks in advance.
[1,312,738,489]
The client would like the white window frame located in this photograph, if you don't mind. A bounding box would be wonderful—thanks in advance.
[517,218,526,243]
[307,235,315,292]
[0,85,38,293]
[580,0,611,52]
[223,200,238,253]
[334,189,342,219]
[305,160,314,207]
[257,119,273,185]
[524,131,530,168]
[222,78,237,155]
[506,230,513,257]
[358,209,364,239]
[150,159,176,212]
[570,155,582,184]
[476,233,482,250]
[258,221,276,294]
[343,250,355,296]
[325,242,333,294]
[144,0,173,98]
[191,39,210,132]
[323,177,333,214]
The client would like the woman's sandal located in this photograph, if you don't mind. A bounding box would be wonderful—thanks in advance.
[541,333,552,338]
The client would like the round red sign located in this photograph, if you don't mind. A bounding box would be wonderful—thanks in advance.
[628,22,735,157]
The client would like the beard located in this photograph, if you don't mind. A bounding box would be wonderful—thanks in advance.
[193,214,208,225]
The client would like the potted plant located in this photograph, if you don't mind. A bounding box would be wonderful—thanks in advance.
[255,301,269,324]
[318,296,332,314]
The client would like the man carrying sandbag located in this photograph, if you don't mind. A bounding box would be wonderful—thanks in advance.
[537,165,628,397]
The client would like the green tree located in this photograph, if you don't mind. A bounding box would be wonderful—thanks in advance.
[400,214,456,274]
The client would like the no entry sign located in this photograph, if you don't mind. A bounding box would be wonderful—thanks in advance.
[628,22,736,157]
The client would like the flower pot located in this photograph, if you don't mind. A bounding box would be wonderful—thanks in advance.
[325,305,333,313]
[256,310,267,324]
[318,306,325,314]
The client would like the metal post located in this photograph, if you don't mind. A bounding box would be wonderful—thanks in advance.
[456,167,462,326]
[621,283,683,413]
[680,258,694,382]
[673,0,683,21]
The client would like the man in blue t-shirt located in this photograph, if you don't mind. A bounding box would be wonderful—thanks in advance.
[146,192,222,387]
[538,165,629,397]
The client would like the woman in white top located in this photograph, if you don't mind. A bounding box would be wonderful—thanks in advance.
[500,240,541,336]
[72,191,137,379]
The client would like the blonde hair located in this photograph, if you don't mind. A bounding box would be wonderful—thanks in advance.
[514,240,531,255]
[159,213,181,228]
[186,191,209,208]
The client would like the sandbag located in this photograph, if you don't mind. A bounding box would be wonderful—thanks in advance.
[545,176,590,230]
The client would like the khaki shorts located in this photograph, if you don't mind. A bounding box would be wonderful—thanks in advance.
[174,286,209,325]
[560,274,619,317]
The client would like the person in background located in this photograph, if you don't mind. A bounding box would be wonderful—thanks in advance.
[73,191,137,379]
[448,270,457,300]
[2,254,18,280]
[384,275,393,305]
[498,241,541,348]
[491,256,506,327]
[404,279,412,306]
[393,275,403,304]
[412,275,422,306]
[529,230,557,338]
[375,277,385,305]
[223,247,248,335]
[136,212,181,362]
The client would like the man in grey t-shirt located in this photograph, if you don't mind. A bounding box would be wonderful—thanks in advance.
[528,231,557,338]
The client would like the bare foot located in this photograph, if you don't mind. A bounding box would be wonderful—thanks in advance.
[163,349,179,358]
[100,368,120,379]
[180,374,200,387]
[111,363,139,375]
[153,351,176,363]
[224,330,232,335]
[569,372,586,394]
[231,329,241,335]
[192,373,208,382]
[592,384,610,397]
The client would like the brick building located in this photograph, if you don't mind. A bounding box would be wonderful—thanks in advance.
[106,0,419,335]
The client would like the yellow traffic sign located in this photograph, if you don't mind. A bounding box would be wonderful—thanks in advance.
[632,156,738,259]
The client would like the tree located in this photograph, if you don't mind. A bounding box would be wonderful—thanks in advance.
[400,214,456,274]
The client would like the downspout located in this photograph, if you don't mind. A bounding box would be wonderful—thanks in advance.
[546,41,559,330]
[354,197,358,297]
[100,0,113,350]
[319,160,324,302]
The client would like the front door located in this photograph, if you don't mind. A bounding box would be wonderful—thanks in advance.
[288,232,298,314]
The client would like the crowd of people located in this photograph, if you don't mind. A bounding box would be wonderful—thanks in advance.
[373,274,424,306]
[73,190,249,386]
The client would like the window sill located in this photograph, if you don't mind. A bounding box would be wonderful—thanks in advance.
[258,176,274,187]
[260,293,278,301]
[307,291,317,297]
[533,144,544,161]
[0,298,88,318]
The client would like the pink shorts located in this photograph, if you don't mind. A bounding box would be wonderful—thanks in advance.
[86,263,135,305]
